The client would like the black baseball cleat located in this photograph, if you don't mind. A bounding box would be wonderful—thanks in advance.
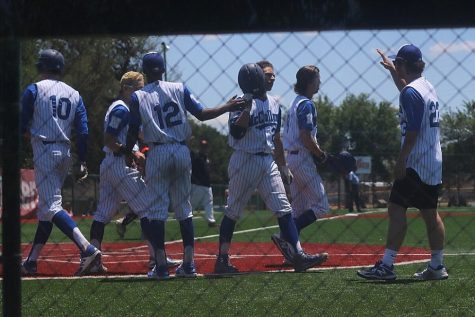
[21,260,38,275]
[293,251,328,272]
[214,254,239,274]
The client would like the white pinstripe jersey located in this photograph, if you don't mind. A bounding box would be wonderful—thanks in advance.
[399,77,442,185]
[228,94,281,153]
[102,100,129,153]
[134,81,192,143]
[30,80,81,142]
[282,95,317,151]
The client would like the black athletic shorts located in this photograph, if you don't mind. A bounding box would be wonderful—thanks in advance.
[389,168,441,210]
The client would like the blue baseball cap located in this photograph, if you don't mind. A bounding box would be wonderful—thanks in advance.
[390,44,423,63]
[142,52,165,74]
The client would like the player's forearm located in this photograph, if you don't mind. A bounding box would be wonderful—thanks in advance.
[197,103,233,121]
[125,124,140,153]
[234,109,251,128]
[390,70,407,92]
[76,134,88,162]
[300,130,325,157]
[104,133,122,153]
[273,134,286,167]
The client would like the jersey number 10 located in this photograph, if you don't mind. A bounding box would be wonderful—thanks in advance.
[50,96,72,120]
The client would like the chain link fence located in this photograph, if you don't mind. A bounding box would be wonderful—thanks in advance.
[11,27,475,316]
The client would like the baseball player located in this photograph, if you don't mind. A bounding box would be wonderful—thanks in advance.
[271,65,330,265]
[20,49,100,276]
[358,44,447,281]
[112,138,182,270]
[190,139,217,227]
[88,71,182,273]
[214,63,328,274]
[126,52,245,279]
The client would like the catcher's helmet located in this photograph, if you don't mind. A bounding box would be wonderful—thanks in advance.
[238,63,266,97]
[36,49,64,73]
[142,52,165,76]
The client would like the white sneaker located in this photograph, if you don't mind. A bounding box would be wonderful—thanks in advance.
[413,264,448,280]
[75,245,101,276]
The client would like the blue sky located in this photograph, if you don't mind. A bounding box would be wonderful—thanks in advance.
[155,28,475,131]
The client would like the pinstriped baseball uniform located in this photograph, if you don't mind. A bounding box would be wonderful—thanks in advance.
[22,79,88,221]
[93,100,150,224]
[282,95,329,218]
[226,94,291,219]
[130,81,204,221]
[399,77,442,185]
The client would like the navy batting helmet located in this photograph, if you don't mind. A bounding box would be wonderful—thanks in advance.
[142,52,165,76]
[36,49,65,73]
[238,63,266,97]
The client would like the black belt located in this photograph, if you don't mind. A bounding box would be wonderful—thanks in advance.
[289,150,299,154]
[42,141,57,144]
[152,141,186,145]
[255,152,270,156]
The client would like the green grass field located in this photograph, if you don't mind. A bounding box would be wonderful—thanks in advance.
[6,207,475,316]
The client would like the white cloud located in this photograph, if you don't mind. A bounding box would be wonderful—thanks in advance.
[429,41,475,55]
[203,34,221,41]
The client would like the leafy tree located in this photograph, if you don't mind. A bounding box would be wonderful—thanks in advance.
[188,120,232,185]
[441,101,475,192]
[333,94,400,181]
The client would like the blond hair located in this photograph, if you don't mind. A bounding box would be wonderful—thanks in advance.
[120,71,144,89]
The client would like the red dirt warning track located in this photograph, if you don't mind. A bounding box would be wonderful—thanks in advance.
[4,242,430,277]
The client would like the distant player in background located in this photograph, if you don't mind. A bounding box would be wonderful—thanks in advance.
[20,49,100,276]
[272,65,330,265]
[126,52,245,279]
[358,44,447,281]
[214,63,328,274]
[346,169,363,213]
[190,139,217,227]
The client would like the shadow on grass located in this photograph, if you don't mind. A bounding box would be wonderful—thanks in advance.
[349,278,424,284]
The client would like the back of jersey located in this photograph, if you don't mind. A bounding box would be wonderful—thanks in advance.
[283,95,316,151]
[403,77,442,185]
[31,79,80,142]
[135,81,191,143]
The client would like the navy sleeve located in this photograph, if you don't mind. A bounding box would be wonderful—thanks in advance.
[74,96,89,135]
[296,100,315,130]
[74,96,89,162]
[275,106,282,133]
[20,84,37,134]
[184,86,204,117]
[128,93,142,131]
[400,87,424,131]
[105,106,130,137]
[229,111,247,139]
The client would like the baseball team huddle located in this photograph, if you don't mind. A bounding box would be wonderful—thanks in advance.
[20,43,448,281]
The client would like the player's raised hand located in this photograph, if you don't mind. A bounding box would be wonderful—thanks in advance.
[376,49,395,71]
[226,95,247,111]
